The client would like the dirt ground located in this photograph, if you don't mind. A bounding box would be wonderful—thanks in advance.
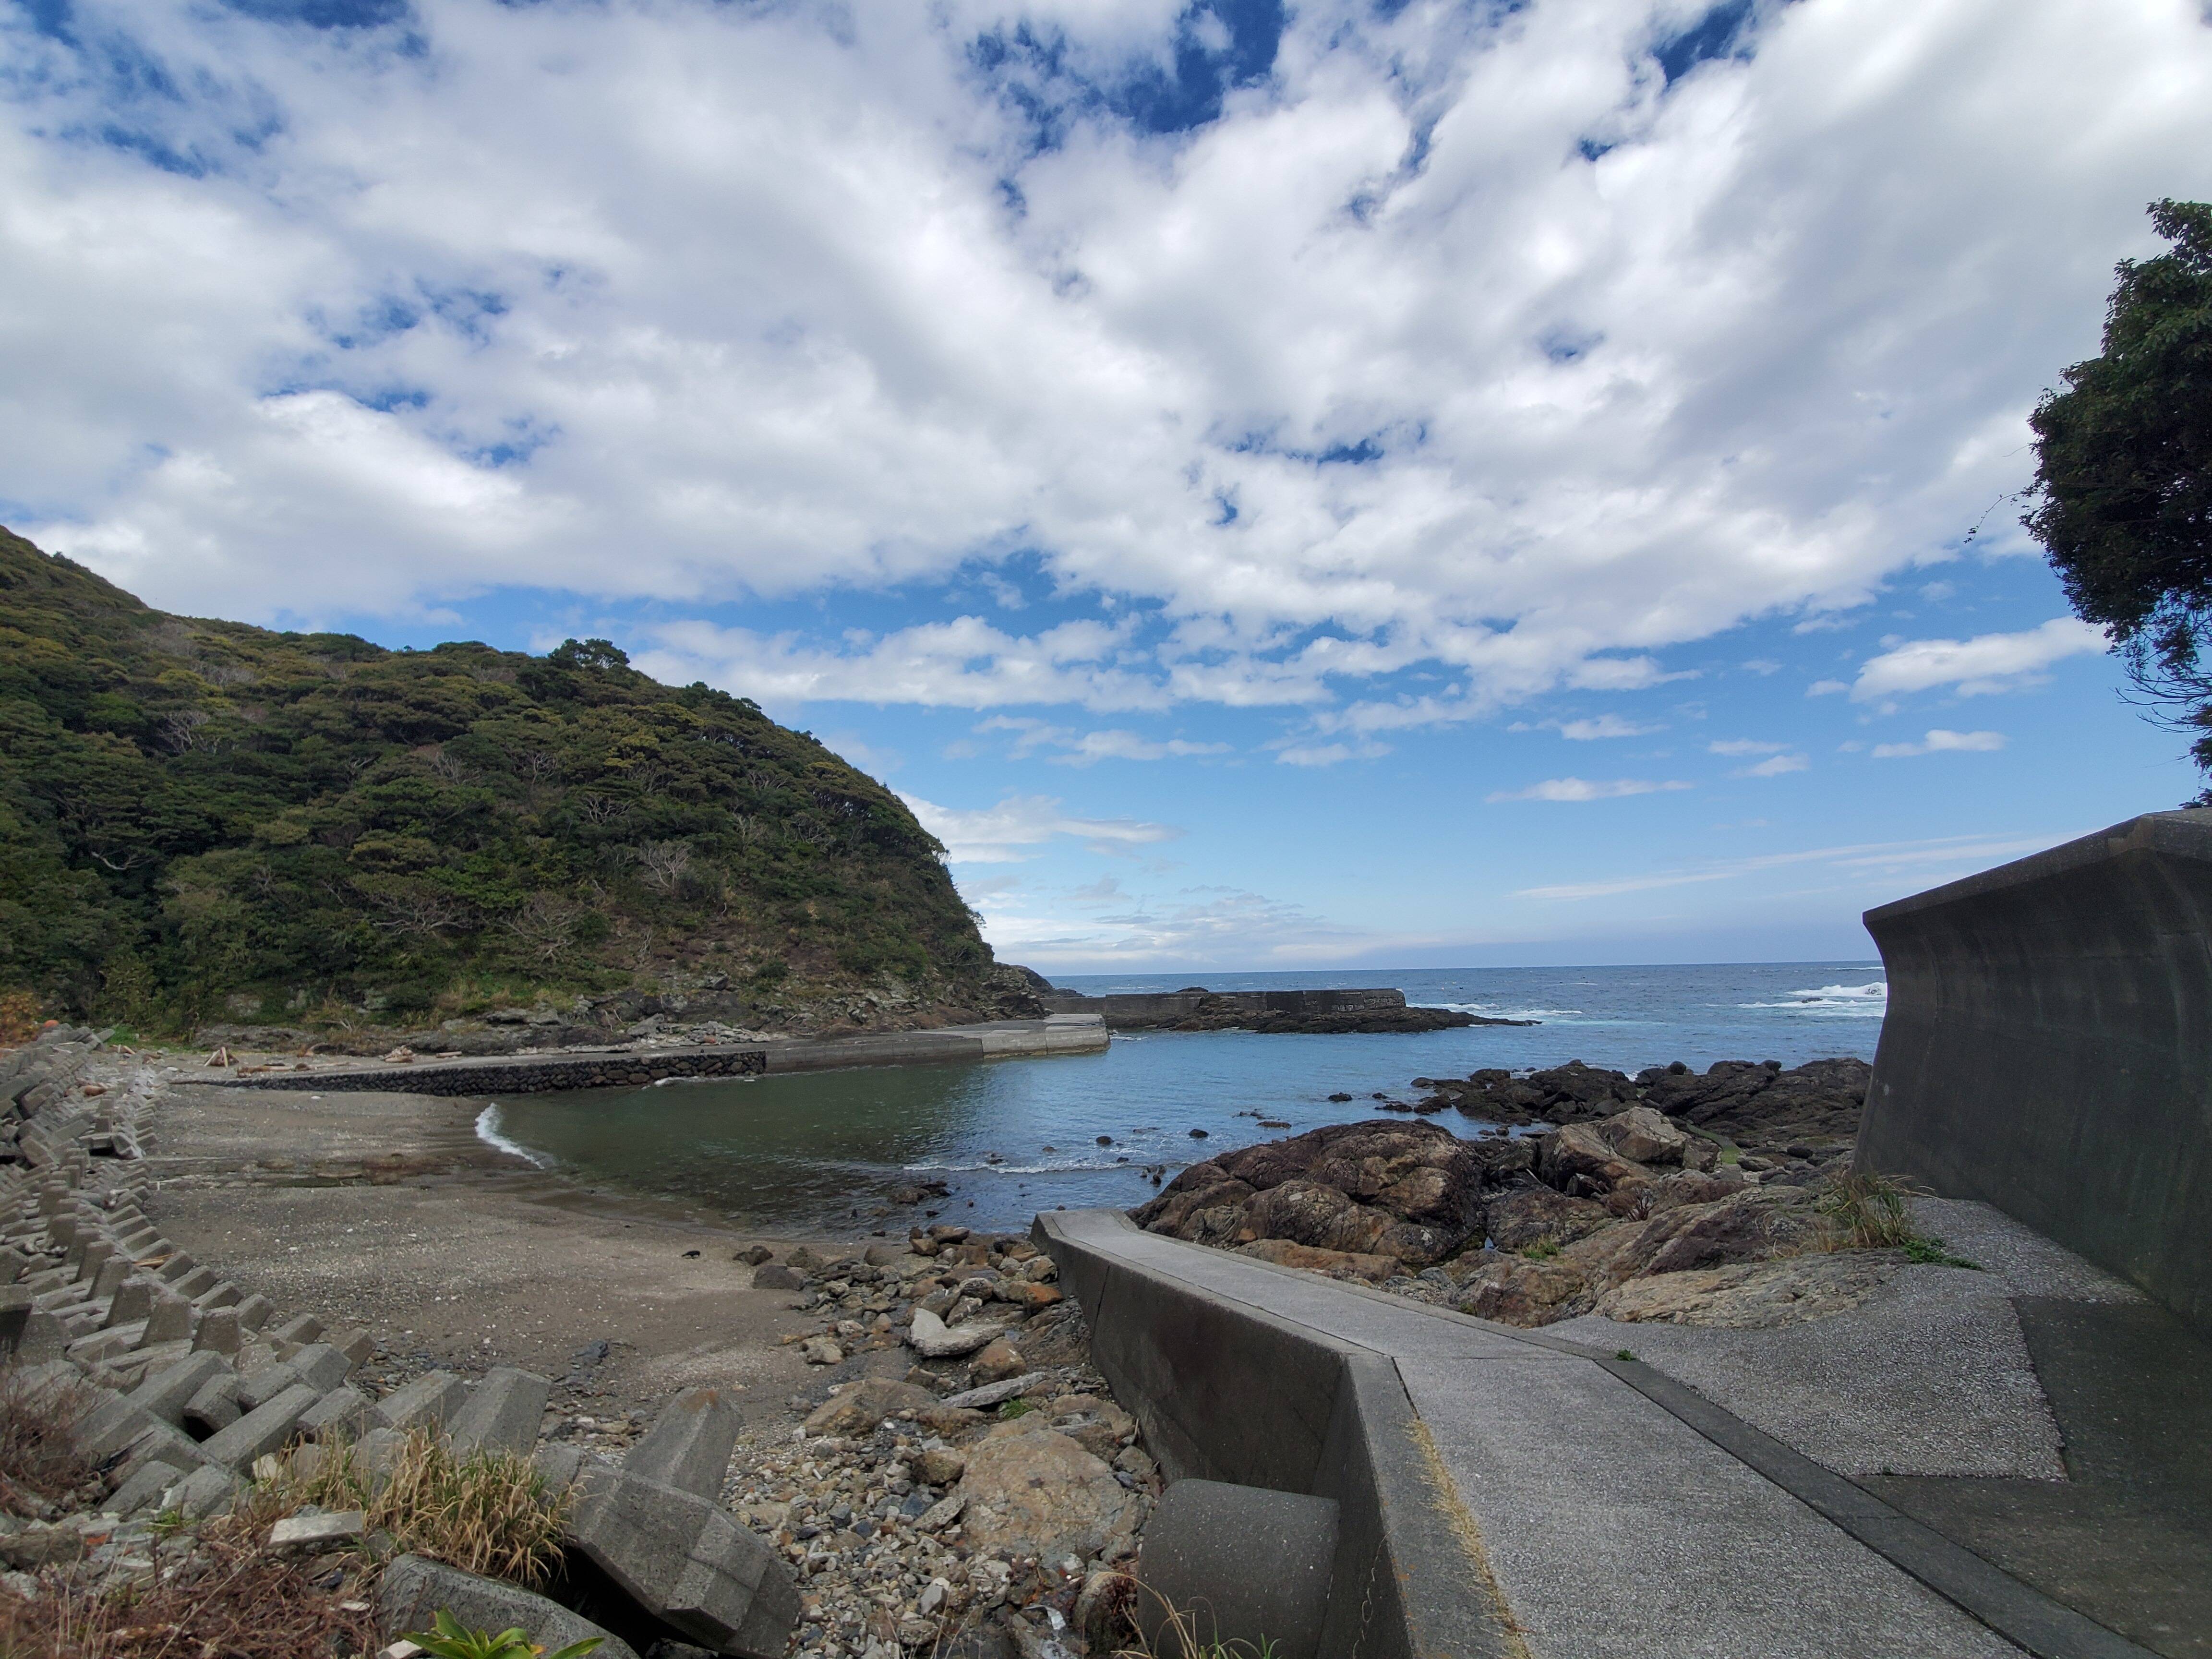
[137,1073,877,1421]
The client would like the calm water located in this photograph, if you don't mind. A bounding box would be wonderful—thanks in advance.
[487,962,1886,1233]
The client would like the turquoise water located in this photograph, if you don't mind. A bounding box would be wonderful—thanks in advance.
[487,962,1885,1232]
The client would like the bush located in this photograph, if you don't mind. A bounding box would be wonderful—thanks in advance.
[0,1363,97,1515]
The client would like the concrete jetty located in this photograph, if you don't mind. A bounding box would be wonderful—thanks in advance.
[173,1014,1107,1098]
[1036,986,1410,1028]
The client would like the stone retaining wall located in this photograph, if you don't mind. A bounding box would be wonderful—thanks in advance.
[1859,808,2212,1332]
[1036,987,1406,1029]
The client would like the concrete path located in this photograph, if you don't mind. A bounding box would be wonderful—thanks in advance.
[1043,1208,2163,1659]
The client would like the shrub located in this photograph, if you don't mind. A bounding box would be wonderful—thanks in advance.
[1815,1169,1920,1249]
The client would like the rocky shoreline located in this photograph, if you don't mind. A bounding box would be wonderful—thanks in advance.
[1134,1056,1905,1330]
[0,1027,1165,1659]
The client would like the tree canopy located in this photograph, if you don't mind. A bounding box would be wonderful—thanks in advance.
[0,527,995,1029]
[2026,199,2212,775]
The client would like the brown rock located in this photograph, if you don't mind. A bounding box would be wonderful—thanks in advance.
[802,1377,938,1438]
[1595,1106,1688,1166]
[915,1446,967,1485]
[1004,1281,1063,1310]
[1235,1238,1399,1282]
[1593,1252,1900,1326]
[970,1339,1026,1385]
[955,1420,1144,1565]
[1537,1122,1647,1196]
[1629,1187,1829,1277]
[1451,1256,1589,1325]
[1481,1186,1615,1253]
[751,1263,805,1291]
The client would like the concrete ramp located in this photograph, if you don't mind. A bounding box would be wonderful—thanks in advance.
[1038,1208,2152,1659]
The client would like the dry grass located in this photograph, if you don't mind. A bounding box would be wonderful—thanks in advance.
[262,1429,573,1587]
[0,1365,98,1518]
[1816,1168,1922,1250]
[1097,1580,1282,1659]
[0,1497,381,1659]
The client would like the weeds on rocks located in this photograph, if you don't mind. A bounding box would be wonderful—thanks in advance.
[0,1365,97,1517]
[1106,1585,1282,1659]
[262,1430,574,1587]
[0,1502,382,1659]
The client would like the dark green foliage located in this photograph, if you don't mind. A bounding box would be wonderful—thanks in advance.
[0,527,993,1026]
[2026,200,2212,774]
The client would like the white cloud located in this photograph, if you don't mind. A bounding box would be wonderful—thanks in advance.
[1871,728,2008,758]
[1734,753,1808,777]
[1556,714,1662,740]
[0,0,2199,723]
[1708,739,1790,756]
[1806,680,1851,697]
[1487,777,1694,803]
[975,717,1231,765]
[1517,831,2073,901]
[1850,619,2109,701]
[897,792,1181,863]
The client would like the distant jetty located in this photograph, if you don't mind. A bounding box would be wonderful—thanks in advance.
[1035,986,1536,1034]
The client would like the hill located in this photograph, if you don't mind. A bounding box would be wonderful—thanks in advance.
[0,526,1031,1038]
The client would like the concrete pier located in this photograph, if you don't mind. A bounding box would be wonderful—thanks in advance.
[1036,986,1409,1028]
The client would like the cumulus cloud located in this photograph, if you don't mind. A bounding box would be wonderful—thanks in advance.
[1,0,2203,724]
[1849,620,2109,702]
[897,792,1181,862]
[1487,777,1694,803]
[1871,729,2008,758]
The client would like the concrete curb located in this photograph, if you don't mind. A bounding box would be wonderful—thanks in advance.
[1042,1209,2152,1659]
[1037,1209,1525,1659]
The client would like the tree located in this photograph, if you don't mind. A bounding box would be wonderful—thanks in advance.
[2025,199,2212,777]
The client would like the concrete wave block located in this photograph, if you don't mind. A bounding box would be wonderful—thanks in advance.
[268,1312,323,1346]
[192,1307,240,1355]
[379,1554,638,1659]
[199,1381,320,1470]
[107,1458,187,1518]
[567,1465,801,1659]
[130,1349,232,1425]
[170,1462,244,1519]
[300,1385,373,1442]
[232,1294,276,1332]
[624,1385,742,1500]
[373,1370,466,1435]
[448,1367,551,1458]
[141,1290,192,1347]
[182,1373,242,1437]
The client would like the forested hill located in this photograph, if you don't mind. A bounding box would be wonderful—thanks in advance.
[0,527,1020,1035]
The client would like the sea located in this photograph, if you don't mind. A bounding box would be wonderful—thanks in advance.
[483,962,1887,1235]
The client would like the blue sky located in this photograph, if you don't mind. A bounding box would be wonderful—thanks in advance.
[5,0,2210,970]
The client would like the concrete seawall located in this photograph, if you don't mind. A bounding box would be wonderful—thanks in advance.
[175,1015,1108,1099]
[1037,987,1407,1029]
[1858,809,2212,1332]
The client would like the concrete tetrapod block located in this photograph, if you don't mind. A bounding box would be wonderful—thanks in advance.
[448,1367,552,1457]
[130,1349,233,1425]
[300,1385,373,1442]
[373,1370,466,1434]
[379,1555,639,1659]
[170,1462,245,1519]
[198,1381,320,1470]
[624,1385,743,1500]
[141,1290,192,1347]
[182,1374,243,1437]
[192,1307,241,1356]
[1135,1479,1339,1659]
[566,1463,802,1659]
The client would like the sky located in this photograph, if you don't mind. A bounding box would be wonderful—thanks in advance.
[5,0,2211,973]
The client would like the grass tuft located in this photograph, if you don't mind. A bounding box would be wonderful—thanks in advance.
[260,1428,574,1587]
[1816,1169,1921,1249]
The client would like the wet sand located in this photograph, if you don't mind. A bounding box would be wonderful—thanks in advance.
[138,1068,882,1419]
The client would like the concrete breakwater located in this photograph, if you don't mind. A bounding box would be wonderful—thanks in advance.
[1036,986,1494,1033]
[175,1014,1108,1100]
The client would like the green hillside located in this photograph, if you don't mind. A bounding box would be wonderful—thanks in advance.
[0,526,1008,1034]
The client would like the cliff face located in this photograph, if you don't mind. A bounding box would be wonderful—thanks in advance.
[0,526,1021,1035]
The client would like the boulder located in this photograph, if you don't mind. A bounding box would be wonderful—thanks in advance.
[1234,1239,1398,1282]
[1449,1257,1590,1325]
[905,1308,1007,1359]
[954,1419,1144,1565]
[380,1554,638,1659]
[802,1378,937,1439]
[751,1264,804,1292]
[1479,1187,1614,1254]
[970,1339,1026,1385]
[565,1464,801,1659]
[1536,1123,1647,1197]
[1594,1107,1688,1166]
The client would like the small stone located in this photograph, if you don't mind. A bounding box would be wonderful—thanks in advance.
[268,1510,366,1551]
